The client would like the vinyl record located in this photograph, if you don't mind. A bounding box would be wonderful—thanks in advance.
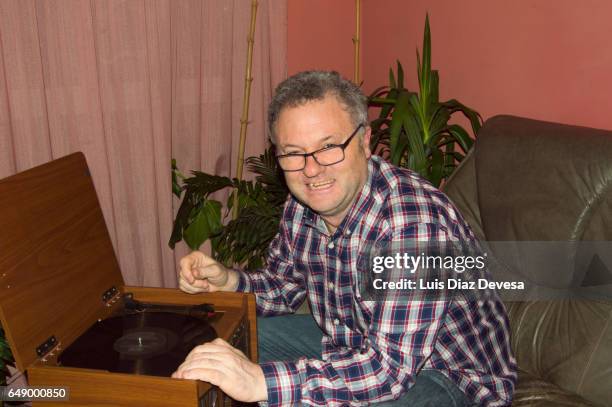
[58,311,217,377]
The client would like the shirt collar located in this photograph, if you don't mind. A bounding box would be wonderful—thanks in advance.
[301,156,388,237]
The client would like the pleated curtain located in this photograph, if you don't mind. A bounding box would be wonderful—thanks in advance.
[0,0,287,287]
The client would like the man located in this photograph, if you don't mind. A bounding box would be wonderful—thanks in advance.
[173,71,517,406]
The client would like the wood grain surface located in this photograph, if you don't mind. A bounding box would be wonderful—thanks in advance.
[0,153,125,371]
[0,153,258,406]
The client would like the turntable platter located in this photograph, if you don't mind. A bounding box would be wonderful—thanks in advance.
[58,312,217,377]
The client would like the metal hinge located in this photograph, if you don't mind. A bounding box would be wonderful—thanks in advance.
[36,335,61,361]
[102,285,120,306]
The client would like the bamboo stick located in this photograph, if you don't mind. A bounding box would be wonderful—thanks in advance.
[353,0,361,83]
[232,0,258,220]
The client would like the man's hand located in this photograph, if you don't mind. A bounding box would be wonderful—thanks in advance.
[172,338,268,403]
[178,251,239,294]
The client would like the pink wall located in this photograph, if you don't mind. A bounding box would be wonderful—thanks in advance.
[288,0,612,131]
[287,0,355,79]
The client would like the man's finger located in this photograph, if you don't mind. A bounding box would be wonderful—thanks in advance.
[182,352,233,369]
[183,343,232,362]
[174,356,231,379]
[179,258,197,284]
[193,264,217,280]
[179,279,205,294]
[181,367,223,385]
[178,280,199,294]
[209,338,247,358]
[179,276,210,291]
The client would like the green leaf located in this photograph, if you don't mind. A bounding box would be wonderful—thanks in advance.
[430,147,444,188]
[183,200,222,250]
[447,124,474,153]
[389,91,410,165]
[186,172,233,197]
[172,180,182,198]
[408,92,429,144]
[379,87,399,120]
[394,132,409,165]
[183,204,211,250]
[368,97,396,106]
[370,125,391,154]
[368,85,389,99]
[403,111,427,174]
[416,49,422,94]
[397,60,404,89]
[442,99,483,134]
[443,138,456,170]
[422,13,432,86]
[370,117,390,131]
[168,192,195,248]
[428,105,450,144]
[388,67,396,88]
[204,200,223,236]
[171,158,183,198]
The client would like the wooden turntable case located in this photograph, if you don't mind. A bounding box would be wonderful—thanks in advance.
[0,152,257,406]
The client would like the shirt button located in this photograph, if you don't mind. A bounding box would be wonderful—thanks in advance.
[344,230,351,237]
[328,242,335,249]
[329,282,334,290]
[333,318,340,325]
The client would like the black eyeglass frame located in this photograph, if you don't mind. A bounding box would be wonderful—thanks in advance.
[275,123,365,172]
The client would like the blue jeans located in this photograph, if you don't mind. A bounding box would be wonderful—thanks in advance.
[258,315,473,406]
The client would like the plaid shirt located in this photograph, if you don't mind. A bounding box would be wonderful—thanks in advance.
[237,156,517,406]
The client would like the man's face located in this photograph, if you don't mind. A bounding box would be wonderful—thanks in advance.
[275,94,371,229]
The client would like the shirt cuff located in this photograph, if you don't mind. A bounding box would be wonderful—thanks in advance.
[235,268,252,292]
[260,361,302,406]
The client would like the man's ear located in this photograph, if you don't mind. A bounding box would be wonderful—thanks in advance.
[362,126,372,159]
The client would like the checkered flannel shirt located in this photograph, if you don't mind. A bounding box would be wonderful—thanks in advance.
[237,155,517,406]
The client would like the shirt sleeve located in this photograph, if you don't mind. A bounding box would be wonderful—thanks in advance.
[236,214,307,316]
[259,299,449,406]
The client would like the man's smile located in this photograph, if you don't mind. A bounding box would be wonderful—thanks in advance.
[307,179,335,190]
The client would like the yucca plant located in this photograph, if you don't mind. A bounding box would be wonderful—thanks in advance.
[368,14,482,187]
[169,147,288,269]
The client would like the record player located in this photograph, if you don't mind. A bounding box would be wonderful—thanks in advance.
[0,153,257,406]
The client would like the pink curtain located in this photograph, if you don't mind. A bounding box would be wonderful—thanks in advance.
[0,0,287,287]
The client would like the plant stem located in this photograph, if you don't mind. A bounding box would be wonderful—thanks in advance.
[233,0,258,220]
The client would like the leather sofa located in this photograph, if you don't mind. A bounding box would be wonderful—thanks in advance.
[444,115,612,406]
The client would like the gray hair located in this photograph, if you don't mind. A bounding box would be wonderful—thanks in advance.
[267,71,367,143]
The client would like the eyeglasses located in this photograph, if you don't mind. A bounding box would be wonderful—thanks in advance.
[276,124,364,172]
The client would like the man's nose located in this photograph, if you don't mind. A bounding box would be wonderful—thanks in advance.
[303,154,324,177]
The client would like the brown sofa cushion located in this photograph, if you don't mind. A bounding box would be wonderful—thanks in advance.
[513,370,597,406]
[474,115,612,242]
[506,300,612,406]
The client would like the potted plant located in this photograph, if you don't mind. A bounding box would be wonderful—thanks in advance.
[169,148,289,269]
[368,14,482,187]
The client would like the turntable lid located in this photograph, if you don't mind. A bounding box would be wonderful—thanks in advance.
[0,153,125,371]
